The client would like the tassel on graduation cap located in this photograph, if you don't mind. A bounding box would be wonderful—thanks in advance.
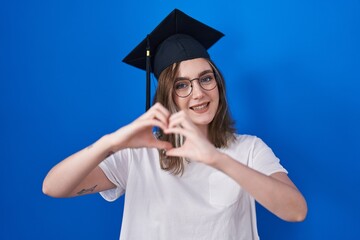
[146,35,151,111]
[122,9,224,111]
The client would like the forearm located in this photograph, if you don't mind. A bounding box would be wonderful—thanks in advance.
[43,103,173,198]
[42,134,115,198]
[211,152,307,222]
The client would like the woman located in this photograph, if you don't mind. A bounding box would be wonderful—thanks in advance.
[43,9,307,240]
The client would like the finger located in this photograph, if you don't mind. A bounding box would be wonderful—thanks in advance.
[167,111,186,129]
[152,103,171,119]
[138,103,170,122]
[152,102,170,116]
[153,110,170,126]
[165,147,185,158]
[137,110,169,129]
[148,104,171,125]
[148,139,173,151]
[163,126,188,137]
[168,114,194,130]
[142,119,168,132]
[168,110,185,121]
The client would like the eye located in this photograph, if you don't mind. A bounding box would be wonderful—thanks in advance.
[174,80,190,90]
[199,74,214,85]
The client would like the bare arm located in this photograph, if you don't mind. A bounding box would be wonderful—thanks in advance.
[42,135,116,198]
[211,153,307,222]
[43,103,173,198]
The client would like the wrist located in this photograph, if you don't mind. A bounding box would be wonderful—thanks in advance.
[95,134,118,156]
[208,150,226,169]
[104,133,121,154]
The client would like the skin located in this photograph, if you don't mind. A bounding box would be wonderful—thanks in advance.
[43,58,307,222]
[173,58,219,136]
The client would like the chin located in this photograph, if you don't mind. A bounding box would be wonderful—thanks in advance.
[190,114,215,126]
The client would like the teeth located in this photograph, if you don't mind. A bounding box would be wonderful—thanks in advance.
[192,103,208,110]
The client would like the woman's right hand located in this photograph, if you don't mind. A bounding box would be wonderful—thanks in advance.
[43,103,173,198]
[109,103,173,152]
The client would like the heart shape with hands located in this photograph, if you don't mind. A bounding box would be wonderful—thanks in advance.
[115,103,219,164]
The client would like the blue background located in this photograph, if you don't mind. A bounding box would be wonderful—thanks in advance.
[1,0,359,239]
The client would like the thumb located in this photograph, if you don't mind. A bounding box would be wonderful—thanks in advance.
[149,139,173,151]
[165,147,184,158]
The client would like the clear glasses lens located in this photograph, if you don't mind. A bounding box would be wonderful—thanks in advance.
[174,72,217,98]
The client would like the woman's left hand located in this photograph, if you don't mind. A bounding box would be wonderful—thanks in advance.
[163,111,219,165]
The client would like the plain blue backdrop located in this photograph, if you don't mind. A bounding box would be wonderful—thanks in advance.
[1,0,359,239]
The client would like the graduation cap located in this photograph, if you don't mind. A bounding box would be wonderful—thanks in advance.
[122,9,224,110]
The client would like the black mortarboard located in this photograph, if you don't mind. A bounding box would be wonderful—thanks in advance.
[122,9,224,110]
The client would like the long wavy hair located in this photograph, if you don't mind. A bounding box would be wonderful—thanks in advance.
[154,58,236,175]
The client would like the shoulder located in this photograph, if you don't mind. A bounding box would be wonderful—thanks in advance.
[231,133,273,147]
[218,134,259,164]
[223,134,272,158]
[227,134,259,149]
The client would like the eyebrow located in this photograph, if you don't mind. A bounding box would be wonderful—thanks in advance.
[175,69,213,81]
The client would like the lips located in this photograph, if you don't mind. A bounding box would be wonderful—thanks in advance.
[190,102,209,111]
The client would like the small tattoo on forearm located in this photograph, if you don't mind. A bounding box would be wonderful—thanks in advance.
[77,185,98,195]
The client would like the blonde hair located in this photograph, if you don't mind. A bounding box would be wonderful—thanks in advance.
[154,59,236,175]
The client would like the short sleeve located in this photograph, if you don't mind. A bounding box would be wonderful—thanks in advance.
[98,149,130,202]
[251,137,288,176]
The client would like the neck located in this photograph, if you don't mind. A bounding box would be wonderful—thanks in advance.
[197,124,209,139]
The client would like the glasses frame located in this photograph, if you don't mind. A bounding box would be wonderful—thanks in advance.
[173,72,217,98]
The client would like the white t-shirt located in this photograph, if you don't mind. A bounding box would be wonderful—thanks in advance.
[99,134,287,240]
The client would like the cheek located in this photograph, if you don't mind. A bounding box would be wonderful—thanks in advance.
[212,90,220,112]
[212,88,220,103]
[175,98,188,111]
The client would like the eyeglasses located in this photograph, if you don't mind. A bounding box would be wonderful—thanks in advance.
[173,72,217,98]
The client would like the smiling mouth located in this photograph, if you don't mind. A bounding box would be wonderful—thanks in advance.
[190,102,209,111]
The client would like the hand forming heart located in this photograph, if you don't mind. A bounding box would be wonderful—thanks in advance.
[110,102,219,165]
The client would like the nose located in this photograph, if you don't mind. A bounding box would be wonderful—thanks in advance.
[191,80,205,99]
